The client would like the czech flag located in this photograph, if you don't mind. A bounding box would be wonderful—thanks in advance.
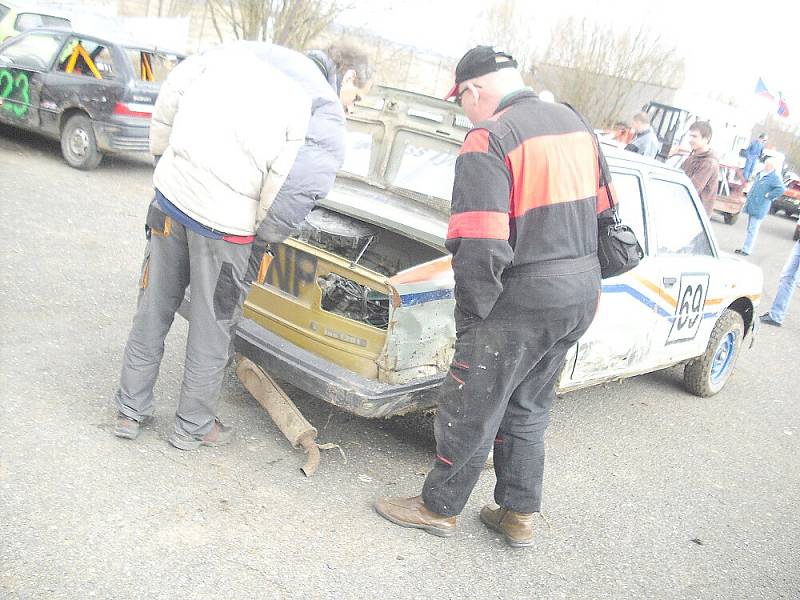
[778,94,790,118]
[755,77,775,101]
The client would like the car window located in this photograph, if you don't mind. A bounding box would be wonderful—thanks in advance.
[125,49,181,83]
[386,130,459,201]
[0,32,62,69]
[56,38,115,79]
[341,130,373,177]
[648,178,714,256]
[611,171,647,251]
[0,4,10,21]
[15,13,70,32]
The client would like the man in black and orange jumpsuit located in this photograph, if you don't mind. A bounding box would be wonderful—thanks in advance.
[374,47,613,547]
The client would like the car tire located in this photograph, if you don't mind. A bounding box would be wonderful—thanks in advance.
[723,212,739,225]
[683,309,744,397]
[769,205,778,215]
[794,227,800,242]
[60,114,103,170]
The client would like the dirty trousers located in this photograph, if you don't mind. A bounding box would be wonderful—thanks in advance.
[422,299,597,516]
[114,204,252,438]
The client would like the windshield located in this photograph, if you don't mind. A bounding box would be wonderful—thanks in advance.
[386,131,459,201]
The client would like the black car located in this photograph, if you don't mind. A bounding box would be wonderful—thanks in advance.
[0,28,182,168]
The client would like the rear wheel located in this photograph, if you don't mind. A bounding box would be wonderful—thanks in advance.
[684,309,744,397]
[61,114,103,170]
[723,212,739,225]
[769,205,779,215]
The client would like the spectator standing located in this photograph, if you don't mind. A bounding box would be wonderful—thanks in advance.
[735,158,786,256]
[760,240,800,327]
[626,111,660,158]
[373,46,610,548]
[743,133,767,180]
[680,121,720,217]
[112,42,371,448]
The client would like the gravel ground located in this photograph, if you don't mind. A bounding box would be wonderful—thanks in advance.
[1,125,798,599]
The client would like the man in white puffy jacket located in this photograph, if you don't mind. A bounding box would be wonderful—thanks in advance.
[112,42,371,449]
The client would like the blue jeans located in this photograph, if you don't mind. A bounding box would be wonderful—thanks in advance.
[743,156,758,180]
[742,215,764,254]
[767,241,800,324]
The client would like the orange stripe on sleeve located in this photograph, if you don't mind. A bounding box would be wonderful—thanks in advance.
[459,128,490,155]
[447,211,509,240]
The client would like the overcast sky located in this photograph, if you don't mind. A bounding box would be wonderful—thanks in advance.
[338,0,799,124]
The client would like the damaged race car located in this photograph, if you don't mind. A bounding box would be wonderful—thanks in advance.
[233,86,763,418]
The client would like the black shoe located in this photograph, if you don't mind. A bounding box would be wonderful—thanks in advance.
[759,313,782,327]
[734,249,749,255]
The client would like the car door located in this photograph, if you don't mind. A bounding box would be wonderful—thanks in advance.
[37,35,124,134]
[643,175,721,366]
[0,30,64,130]
[566,167,663,385]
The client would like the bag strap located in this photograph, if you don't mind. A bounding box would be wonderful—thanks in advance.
[561,102,618,214]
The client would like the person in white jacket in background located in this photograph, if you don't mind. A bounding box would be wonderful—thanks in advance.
[112,42,371,449]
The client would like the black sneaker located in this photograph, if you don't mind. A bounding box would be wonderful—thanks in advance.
[734,249,749,255]
[759,313,782,327]
[113,413,154,440]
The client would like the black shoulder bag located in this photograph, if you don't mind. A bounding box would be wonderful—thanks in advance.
[563,103,644,278]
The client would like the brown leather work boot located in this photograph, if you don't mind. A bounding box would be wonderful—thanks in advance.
[480,504,535,548]
[374,495,457,538]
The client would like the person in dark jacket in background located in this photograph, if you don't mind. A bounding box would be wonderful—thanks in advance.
[626,111,659,158]
[743,133,767,181]
[735,157,786,256]
[373,46,610,548]
[112,42,371,449]
[680,121,720,217]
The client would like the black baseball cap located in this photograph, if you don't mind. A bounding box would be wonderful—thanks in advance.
[444,46,518,100]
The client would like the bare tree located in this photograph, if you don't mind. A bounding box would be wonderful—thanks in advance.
[206,0,347,49]
[474,0,534,72]
[536,17,685,126]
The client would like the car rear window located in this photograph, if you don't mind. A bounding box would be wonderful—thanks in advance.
[15,12,71,32]
[125,49,180,83]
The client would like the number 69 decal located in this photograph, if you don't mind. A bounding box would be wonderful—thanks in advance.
[667,273,709,344]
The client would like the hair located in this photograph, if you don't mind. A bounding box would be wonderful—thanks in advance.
[689,120,713,141]
[759,133,767,139]
[632,112,651,125]
[325,42,372,87]
[613,121,630,130]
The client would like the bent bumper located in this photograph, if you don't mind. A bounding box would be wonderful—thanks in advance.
[94,120,150,153]
[234,318,443,418]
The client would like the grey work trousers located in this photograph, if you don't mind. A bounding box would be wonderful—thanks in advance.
[114,202,253,438]
[422,298,598,517]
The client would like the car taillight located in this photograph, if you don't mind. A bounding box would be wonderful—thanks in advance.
[113,102,153,118]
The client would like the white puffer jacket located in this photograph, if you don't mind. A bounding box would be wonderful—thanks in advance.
[150,45,311,236]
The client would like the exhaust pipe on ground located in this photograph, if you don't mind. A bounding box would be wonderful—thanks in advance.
[235,356,321,477]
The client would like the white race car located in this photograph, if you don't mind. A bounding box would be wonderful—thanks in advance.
[233,87,763,418]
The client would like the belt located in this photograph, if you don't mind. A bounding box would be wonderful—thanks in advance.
[503,254,599,278]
